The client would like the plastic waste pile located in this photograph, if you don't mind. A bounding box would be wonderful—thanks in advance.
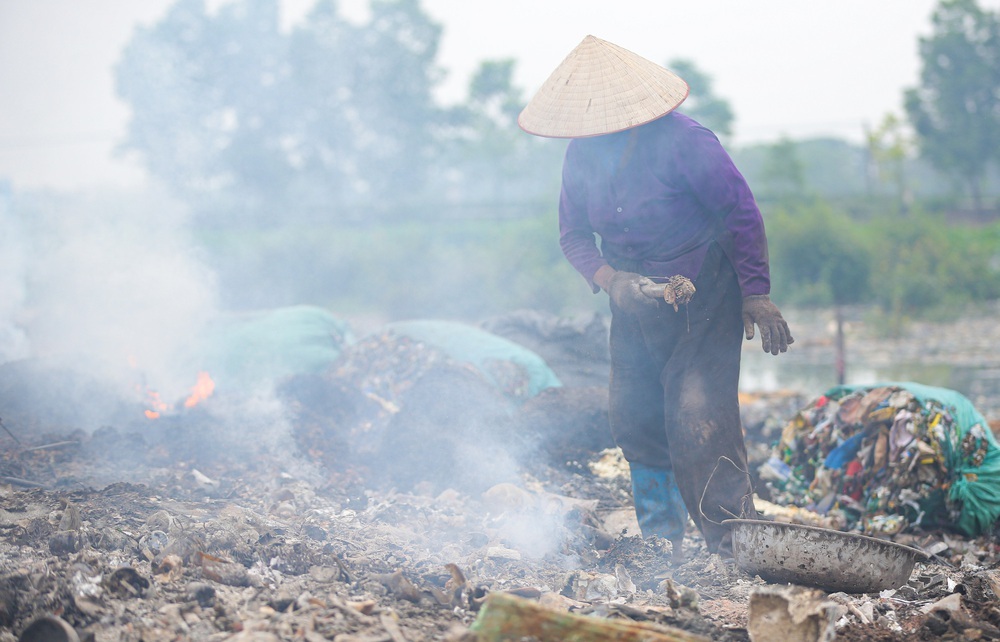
[760,382,1000,537]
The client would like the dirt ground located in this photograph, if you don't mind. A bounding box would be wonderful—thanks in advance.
[4,425,1000,642]
[2,306,1000,641]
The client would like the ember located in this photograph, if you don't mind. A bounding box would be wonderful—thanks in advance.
[142,371,215,420]
[183,371,215,409]
[143,390,167,420]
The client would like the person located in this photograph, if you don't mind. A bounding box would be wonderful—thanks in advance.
[517,35,793,558]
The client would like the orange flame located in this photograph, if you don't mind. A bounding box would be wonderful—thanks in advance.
[184,371,215,408]
[145,391,168,419]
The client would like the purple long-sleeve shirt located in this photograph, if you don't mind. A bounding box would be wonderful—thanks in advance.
[558,112,770,297]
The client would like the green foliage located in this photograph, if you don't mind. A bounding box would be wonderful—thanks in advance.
[197,212,597,320]
[868,212,1000,318]
[767,200,872,307]
[759,138,809,201]
[904,0,1000,211]
[438,59,567,205]
[866,114,914,211]
[110,0,1000,328]
[667,59,734,140]
[737,139,865,202]
[734,135,969,219]
[115,0,447,226]
[206,198,1000,326]
[114,0,567,231]
[768,199,1000,325]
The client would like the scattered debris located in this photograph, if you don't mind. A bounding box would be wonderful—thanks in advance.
[747,585,844,642]
[17,615,79,642]
[3,310,1000,641]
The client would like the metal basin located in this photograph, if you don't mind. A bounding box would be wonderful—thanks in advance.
[724,518,929,594]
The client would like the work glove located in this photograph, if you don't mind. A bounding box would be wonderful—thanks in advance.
[742,294,793,355]
[605,271,659,314]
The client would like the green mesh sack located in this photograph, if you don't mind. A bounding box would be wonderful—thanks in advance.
[199,305,354,390]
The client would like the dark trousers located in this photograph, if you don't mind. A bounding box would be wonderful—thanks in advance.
[608,243,756,552]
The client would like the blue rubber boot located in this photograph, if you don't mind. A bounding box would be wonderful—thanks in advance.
[629,462,688,560]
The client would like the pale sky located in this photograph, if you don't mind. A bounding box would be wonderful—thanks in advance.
[1,0,996,191]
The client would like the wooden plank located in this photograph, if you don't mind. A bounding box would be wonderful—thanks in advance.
[469,592,710,642]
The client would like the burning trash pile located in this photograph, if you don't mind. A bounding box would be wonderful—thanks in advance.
[279,316,616,494]
[0,307,746,642]
[282,319,551,493]
[760,382,1000,537]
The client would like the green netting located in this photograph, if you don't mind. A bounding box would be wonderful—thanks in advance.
[198,305,354,390]
[379,320,562,400]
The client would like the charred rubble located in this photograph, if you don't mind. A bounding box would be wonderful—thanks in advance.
[1,310,1000,641]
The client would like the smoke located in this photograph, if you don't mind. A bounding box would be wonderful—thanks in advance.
[0,184,30,363]
[0,185,220,423]
[0,183,600,564]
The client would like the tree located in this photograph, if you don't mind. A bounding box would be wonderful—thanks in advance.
[768,202,872,308]
[904,0,1000,213]
[667,59,734,140]
[759,137,808,201]
[115,0,446,226]
[768,201,871,383]
[865,114,914,212]
[436,59,565,212]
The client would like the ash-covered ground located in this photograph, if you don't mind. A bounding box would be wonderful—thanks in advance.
[2,305,1000,641]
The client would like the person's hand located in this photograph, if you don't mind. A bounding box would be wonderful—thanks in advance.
[606,271,659,314]
[742,295,793,355]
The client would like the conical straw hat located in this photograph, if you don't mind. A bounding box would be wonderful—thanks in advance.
[518,35,689,138]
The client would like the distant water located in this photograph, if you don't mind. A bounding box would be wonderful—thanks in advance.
[740,350,1000,421]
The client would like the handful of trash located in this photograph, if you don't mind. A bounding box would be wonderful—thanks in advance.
[640,275,696,311]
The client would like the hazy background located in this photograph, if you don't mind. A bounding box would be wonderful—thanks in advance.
[0,0,984,190]
[1,0,999,439]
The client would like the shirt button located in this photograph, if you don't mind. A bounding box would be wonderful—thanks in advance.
[624,227,630,232]
[617,207,623,212]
